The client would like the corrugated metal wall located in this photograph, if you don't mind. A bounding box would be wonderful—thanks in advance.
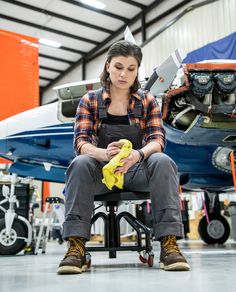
[142,0,236,77]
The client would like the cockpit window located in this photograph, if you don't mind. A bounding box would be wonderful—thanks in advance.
[58,98,80,122]
[55,80,101,122]
[61,98,80,118]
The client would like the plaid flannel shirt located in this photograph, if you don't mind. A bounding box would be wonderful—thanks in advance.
[74,87,165,154]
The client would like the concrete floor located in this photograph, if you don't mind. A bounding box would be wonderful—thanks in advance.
[0,239,236,292]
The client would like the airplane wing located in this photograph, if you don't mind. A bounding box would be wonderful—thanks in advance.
[145,48,186,96]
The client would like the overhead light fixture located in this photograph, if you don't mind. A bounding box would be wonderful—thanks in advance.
[39,38,62,48]
[81,0,106,9]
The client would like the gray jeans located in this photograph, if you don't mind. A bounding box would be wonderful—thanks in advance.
[62,152,184,241]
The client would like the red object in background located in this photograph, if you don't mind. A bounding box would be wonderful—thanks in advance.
[0,158,12,164]
[0,29,39,164]
[42,182,50,212]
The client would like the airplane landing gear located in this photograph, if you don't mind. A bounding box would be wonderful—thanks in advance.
[0,174,32,255]
[198,191,230,244]
[198,213,230,244]
[0,218,28,255]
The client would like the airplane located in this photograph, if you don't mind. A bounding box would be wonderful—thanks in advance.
[0,49,236,255]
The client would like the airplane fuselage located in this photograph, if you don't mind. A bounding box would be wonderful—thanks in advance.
[0,61,236,191]
[0,101,234,190]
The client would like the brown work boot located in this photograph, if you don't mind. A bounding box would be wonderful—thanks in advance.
[160,235,190,271]
[57,237,89,274]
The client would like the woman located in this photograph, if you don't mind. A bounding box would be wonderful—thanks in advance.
[57,40,190,274]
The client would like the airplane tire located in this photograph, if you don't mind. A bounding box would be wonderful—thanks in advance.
[0,218,28,255]
[198,214,230,245]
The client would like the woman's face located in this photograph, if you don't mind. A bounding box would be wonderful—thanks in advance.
[106,55,138,91]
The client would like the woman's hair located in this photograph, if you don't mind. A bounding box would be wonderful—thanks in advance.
[100,40,143,94]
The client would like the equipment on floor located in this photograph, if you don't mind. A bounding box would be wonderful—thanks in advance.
[0,173,65,255]
[34,196,65,254]
[0,174,32,255]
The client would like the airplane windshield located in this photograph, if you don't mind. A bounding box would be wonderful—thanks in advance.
[55,80,101,122]
[61,98,80,118]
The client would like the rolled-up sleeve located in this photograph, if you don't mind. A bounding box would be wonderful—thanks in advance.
[73,94,95,155]
[144,95,166,150]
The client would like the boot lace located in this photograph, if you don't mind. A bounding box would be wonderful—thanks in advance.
[65,237,85,257]
[161,235,181,255]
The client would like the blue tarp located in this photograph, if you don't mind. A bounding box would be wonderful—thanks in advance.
[183,31,236,63]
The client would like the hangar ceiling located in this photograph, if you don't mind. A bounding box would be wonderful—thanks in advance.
[0,0,191,93]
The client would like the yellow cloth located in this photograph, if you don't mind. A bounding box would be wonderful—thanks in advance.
[102,139,132,190]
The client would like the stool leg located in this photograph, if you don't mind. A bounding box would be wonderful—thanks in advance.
[108,206,118,258]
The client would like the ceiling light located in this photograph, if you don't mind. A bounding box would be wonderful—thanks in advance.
[39,38,62,48]
[81,0,106,9]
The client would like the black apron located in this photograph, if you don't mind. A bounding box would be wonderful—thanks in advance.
[95,88,144,150]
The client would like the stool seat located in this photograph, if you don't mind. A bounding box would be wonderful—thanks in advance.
[94,191,150,202]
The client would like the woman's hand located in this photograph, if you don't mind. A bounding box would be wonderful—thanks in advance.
[115,149,140,174]
[106,141,122,161]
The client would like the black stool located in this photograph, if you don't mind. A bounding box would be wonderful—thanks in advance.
[87,191,154,267]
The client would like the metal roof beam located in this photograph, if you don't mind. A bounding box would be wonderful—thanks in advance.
[40,66,64,73]
[144,0,193,29]
[0,14,99,45]
[39,53,74,64]
[61,0,129,22]
[2,0,113,35]
[118,0,147,10]
[40,76,53,81]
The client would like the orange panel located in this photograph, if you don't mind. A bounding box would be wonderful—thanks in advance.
[0,30,39,164]
[0,29,39,121]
